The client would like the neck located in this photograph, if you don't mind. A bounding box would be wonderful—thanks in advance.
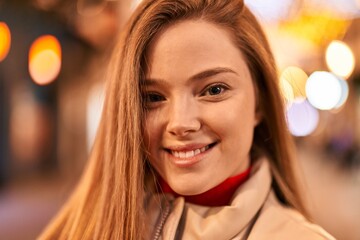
[158,167,251,206]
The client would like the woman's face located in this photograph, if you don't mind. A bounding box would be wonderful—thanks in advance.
[143,20,260,195]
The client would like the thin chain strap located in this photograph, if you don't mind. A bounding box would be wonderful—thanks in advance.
[152,200,171,240]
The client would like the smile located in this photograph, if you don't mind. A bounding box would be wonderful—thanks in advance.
[171,146,209,158]
[166,142,217,159]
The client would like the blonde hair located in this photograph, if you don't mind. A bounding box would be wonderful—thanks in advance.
[40,0,308,239]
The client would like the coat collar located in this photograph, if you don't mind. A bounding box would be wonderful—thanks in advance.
[145,158,272,239]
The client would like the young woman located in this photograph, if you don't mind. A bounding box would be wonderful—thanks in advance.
[40,0,335,239]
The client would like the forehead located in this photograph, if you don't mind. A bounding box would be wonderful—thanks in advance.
[145,20,250,80]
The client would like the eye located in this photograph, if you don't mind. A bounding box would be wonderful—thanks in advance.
[202,84,228,96]
[143,92,165,103]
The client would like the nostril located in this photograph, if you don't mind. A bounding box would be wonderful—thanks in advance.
[166,120,201,136]
[166,106,201,135]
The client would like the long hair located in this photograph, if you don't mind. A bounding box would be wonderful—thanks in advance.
[40,0,308,239]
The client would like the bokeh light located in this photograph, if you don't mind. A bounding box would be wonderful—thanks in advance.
[0,22,11,62]
[29,35,61,85]
[326,40,355,78]
[280,66,308,98]
[306,71,342,110]
[286,99,319,137]
[86,83,105,152]
[321,0,360,18]
[280,11,350,47]
[77,0,107,16]
[244,0,294,23]
[33,0,59,11]
[131,0,143,10]
[280,77,295,103]
[334,77,349,109]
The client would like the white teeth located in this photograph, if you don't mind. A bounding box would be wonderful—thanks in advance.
[171,145,211,159]
[179,152,186,158]
[186,151,195,158]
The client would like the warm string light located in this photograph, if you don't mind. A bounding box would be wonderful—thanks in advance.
[0,22,11,62]
[28,35,62,85]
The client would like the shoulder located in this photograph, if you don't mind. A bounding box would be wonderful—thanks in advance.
[248,192,336,240]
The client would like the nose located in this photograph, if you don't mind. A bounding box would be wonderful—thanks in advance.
[166,97,201,137]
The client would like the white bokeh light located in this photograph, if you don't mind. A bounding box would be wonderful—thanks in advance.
[334,77,349,108]
[244,0,293,22]
[286,99,319,137]
[315,0,360,18]
[326,40,355,79]
[86,82,105,152]
[131,0,143,10]
[306,71,342,110]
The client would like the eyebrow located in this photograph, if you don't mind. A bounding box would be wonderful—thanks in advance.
[143,67,238,86]
[189,67,238,81]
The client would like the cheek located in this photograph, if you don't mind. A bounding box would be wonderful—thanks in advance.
[206,100,257,143]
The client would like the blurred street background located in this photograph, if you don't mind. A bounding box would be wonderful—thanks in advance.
[0,0,360,239]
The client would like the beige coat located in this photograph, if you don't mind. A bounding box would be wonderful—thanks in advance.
[145,159,335,240]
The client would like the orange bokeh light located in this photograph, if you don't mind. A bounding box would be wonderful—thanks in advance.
[0,22,11,62]
[29,35,62,85]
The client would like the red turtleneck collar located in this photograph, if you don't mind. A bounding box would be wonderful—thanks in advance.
[158,167,252,207]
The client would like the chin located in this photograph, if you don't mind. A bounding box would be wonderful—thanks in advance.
[170,181,210,196]
[175,188,204,196]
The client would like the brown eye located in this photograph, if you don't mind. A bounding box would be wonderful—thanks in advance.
[149,94,164,102]
[201,83,229,97]
[208,85,223,95]
[146,93,165,102]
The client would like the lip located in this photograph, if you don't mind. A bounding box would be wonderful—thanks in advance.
[164,142,217,168]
